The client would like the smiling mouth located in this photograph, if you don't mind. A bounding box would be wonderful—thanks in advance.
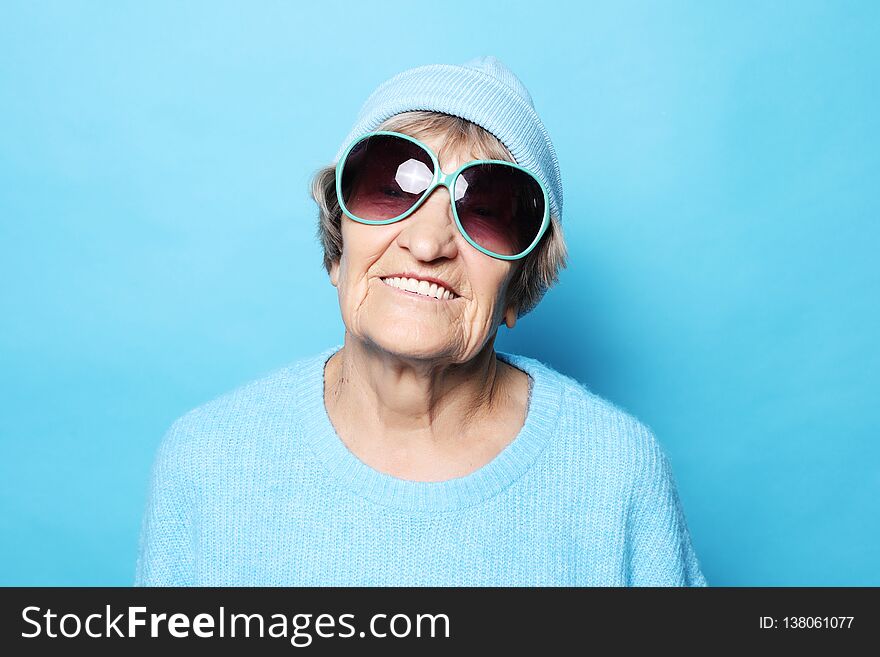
[379,276,459,301]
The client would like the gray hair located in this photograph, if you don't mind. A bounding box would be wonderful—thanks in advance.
[309,110,568,319]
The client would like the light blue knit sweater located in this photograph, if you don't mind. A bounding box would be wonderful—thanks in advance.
[134,344,708,586]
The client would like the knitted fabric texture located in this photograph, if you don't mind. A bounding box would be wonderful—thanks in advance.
[333,56,564,223]
[135,345,708,586]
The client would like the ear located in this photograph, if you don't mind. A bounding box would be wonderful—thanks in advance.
[503,305,517,329]
[329,260,340,288]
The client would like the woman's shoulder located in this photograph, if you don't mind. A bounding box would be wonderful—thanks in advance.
[498,350,667,471]
[153,347,334,460]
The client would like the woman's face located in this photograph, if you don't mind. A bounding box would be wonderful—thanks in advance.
[329,131,519,365]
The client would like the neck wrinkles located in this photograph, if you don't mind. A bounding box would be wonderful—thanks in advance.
[325,334,513,444]
[296,343,564,512]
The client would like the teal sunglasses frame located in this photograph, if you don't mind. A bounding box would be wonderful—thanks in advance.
[335,130,550,260]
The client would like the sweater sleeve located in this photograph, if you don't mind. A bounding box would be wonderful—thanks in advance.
[627,432,708,587]
[134,419,196,586]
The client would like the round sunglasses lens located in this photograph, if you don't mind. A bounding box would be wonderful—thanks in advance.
[454,164,545,256]
[340,135,435,221]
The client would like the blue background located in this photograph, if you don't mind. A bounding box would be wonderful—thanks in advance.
[1,1,877,586]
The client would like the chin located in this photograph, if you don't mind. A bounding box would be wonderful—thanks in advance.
[368,327,456,361]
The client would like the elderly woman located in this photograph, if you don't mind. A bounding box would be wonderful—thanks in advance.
[135,56,708,586]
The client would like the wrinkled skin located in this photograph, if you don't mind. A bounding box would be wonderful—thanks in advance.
[325,132,530,481]
[330,136,520,359]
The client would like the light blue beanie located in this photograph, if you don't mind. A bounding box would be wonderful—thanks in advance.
[334,56,563,223]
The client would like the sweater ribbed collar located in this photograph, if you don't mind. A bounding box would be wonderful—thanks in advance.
[297,343,563,512]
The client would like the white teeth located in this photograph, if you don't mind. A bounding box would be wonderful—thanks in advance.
[382,277,456,300]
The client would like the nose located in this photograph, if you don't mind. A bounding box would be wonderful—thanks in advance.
[394,185,459,261]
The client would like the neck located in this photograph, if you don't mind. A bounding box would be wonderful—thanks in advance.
[325,332,511,446]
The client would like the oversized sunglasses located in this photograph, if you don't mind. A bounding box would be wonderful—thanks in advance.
[335,131,550,260]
